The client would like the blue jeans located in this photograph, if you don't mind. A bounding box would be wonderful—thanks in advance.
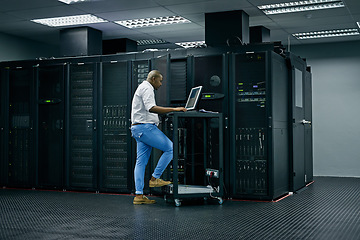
[130,123,173,195]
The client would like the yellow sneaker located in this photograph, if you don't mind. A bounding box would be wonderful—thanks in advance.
[133,195,156,205]
[149,178,171,187]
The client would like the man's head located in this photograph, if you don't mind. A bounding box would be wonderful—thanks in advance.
[147,70,163,90]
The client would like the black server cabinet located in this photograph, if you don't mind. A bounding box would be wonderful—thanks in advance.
[151,54,189,195]
[0,67,8,186]
[229,51,289,200]
[100,59,132,192]
[67,59,100,190]
[6,65,36,187]
[287,53,313,192]
[152,54,171,107]
[189,53,230,191]
[169,56,188,105]
[190,54,228,113]
[36,64,65,188]
[130,58,151,194]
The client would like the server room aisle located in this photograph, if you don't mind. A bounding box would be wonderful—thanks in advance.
[0,177,359,240]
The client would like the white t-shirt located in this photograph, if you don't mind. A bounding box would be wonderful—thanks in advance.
[131,81,159,125]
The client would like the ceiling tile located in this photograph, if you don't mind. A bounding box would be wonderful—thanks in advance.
[0,0,62,12]
[7,6,85,20]
[0,0,359,49]
[96,7,174,21]
[72,0,159,13]
[166,0,252,15]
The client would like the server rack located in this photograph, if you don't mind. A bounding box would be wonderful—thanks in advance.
[229,50,289,200]
[169,56,188,105]
[188,53,230,193]
[5,62,36,187]
[99,55,133,192]
[66,57,100,190]
[36,63,66,188]
[0,66,8,186]
[0,44,312,200]
[152,54,171,107]
[130,57,152,194]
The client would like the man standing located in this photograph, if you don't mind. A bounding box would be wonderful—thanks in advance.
[131,70,186,204]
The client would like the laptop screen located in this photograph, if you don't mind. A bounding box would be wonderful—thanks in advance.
[185,86,203,110]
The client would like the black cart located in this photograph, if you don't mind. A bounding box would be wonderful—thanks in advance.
[162,111,224,207]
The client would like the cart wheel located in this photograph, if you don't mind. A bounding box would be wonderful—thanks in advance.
[218,197,223,205]
[174,199,181,207]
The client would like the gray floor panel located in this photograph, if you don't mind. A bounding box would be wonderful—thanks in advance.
[0,177,359,240]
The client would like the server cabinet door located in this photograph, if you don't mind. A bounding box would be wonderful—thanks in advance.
[169,58,188,104]
[151,54,170,106]
[68,63,98,190]
[151,54,170,183]
[230,52,268,198]
[130,60,151,193]
[0,67,7,185]
[290,60,306,192]
[304,70,313,183]
[191,54,228,187]
[8,66,35,187]
[100,61,131,192]
[131,60,150,89]
[192,54,228,113]
[37,65,65,188]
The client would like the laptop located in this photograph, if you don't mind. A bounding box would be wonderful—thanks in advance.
[185,86,203,111]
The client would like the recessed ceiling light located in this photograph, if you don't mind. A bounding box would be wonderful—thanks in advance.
[137,39,167,46]
[258,0,345,15]
[31,14,108,27]
[175,41,206,48]
[292,28,359,39]
[58,0,95,4]
[114,16,191,29]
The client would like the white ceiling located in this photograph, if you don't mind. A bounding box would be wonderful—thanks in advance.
[0,0,359,49]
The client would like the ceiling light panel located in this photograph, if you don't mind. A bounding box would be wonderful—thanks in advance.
[31,14,108,27]
[58,0,94,4]
[137,39,167,46]
[258,0,345,15]
[115,16,191,29]
[292,28,359,39]
[175,41,205,48]
[357,22,360,28]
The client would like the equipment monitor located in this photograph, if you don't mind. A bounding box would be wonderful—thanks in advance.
[185,86,203,110]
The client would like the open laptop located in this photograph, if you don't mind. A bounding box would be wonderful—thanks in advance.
[185,86,203,111]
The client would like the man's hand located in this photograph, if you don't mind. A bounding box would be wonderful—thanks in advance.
[150,106,186,114]
[174,107,187,112]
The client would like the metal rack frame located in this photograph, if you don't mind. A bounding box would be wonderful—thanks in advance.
[163,111,224,206]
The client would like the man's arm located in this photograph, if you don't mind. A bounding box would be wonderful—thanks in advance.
[149,106,187,114]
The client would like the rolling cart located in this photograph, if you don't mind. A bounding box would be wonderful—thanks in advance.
[162,111,224,207]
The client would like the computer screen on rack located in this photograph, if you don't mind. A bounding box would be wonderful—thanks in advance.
[185,86,203,110]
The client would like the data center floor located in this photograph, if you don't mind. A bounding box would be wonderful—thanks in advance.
[1,177,359,240]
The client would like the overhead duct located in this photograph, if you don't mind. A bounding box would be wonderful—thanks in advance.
[250,26,271,43]
[60,27,102,57]
[102,38,137,55]
[205,10,249,47]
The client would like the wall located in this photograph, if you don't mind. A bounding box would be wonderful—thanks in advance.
[292,40,360,178]
[0,32,58,62]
